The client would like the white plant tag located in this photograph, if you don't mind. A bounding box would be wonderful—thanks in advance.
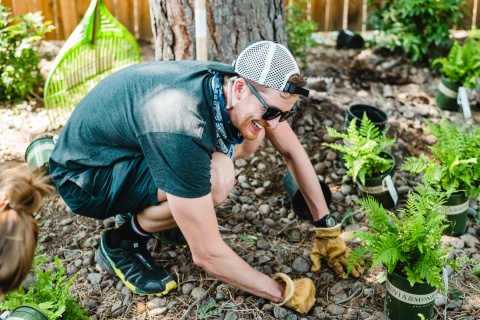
[457,86,471,119]
[443,267,448,295]
[383,175,398,206]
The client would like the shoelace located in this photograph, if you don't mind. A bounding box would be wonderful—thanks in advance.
[134,253,153,272]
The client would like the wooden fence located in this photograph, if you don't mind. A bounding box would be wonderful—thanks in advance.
[3,0,480,42]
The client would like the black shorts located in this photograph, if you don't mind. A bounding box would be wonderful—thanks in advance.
[50,157,158,220]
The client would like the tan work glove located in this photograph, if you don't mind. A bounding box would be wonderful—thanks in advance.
[271,273,316,315]
[310,224,364,278]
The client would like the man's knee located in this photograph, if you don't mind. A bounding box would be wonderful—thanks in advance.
[211,152,234,206]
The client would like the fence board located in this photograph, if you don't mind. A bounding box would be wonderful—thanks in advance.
[117,0,135,34]
[103,0,115,17]
[138,0,152,40]
[2,0,13,11]
[75,0,89,21]
[467,0,480,28]
[58,0,78,40]
[41,0,56,40]
[12,0,34,15]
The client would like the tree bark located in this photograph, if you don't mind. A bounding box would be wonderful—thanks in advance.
[148,0,287,63]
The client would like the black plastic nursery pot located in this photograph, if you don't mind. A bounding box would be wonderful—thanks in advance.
[384,272,437,320]
[357,153,397,210]
[435,76,460,111]
[336,29,364,49]
[439,191,469,236]
[9,305,50,320]
[283,170,332,220]
[344,104,388,133]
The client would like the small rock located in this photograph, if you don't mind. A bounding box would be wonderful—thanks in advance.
[326,304,346,315]
[59,218,74,226]
[149,307,167,316]
[460,233,480,248]
[365,311,389,320]
[182,282,195,295]
[258,204,271,214]
[88,273,102,285]
[273,306,288,319]
[446,299,463,310]
[435,293,447,306]
[256,239,271,250]
[291,256,311,273]
[190,287,207,300]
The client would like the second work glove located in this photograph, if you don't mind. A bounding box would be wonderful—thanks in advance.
[310,224,364,278]
[271,273,316,315]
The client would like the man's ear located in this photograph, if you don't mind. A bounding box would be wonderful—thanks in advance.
[227,76,238,109]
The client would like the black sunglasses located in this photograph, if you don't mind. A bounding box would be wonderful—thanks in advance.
[245,82,295,122]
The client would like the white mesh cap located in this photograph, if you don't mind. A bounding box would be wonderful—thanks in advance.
[233,40,309,97]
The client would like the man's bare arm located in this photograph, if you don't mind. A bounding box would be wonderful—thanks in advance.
[167,192,285,302]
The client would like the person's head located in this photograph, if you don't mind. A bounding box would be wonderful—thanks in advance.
[0,163,52,296]
[226,40,309,140]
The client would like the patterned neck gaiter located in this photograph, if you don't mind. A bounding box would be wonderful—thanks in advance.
[212,72,244,159]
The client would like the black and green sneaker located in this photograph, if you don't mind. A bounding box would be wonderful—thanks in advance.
[154,228,188,248]
[96,230,177,296]
[114,213,188,248]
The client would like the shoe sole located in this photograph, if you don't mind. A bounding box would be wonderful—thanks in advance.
[96,244,177,296]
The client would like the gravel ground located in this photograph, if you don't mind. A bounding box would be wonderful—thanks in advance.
[1,41,480,320]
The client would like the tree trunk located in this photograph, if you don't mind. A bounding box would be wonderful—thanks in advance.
[148,0,287,63]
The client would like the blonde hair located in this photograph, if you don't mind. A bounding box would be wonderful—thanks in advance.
[0,163,52,294]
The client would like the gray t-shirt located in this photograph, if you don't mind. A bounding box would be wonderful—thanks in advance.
[51,61,231,198]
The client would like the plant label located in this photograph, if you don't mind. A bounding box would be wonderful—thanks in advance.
[457,86,471,119]
[383,175,398,206]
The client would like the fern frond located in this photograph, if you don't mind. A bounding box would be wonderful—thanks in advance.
[370,234,402,271]
[347,247,370,274]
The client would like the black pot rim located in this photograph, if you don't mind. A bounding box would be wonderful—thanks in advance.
[347,104,388,126]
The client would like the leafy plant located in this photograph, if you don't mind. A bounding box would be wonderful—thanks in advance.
[285,0,318,68]
[323,113,396,185]
[0,4,54,102]
[432,31,480,88]
[0,253,88,320]
[368,0,467,64]
[347,181,474,292]
[241,232,262,243]
[197,298,223,319]
[401,118,480,199]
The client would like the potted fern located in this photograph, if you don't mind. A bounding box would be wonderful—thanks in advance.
[348,181,474,320]
[401,118,480,236]
[323,113,398,209]
[432,31,480,111]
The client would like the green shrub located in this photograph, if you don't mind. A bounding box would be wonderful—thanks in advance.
[285,0,318,68]
[0,253,88,320]
[368,0,467,64]
[432,31,480,88]
[0,4,54,102]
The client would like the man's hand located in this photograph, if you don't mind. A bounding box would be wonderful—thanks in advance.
[310,224,364,277]
[271,273,316,315]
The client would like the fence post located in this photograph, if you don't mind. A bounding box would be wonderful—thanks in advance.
[195,0,208,61]
[342,0,348,30]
